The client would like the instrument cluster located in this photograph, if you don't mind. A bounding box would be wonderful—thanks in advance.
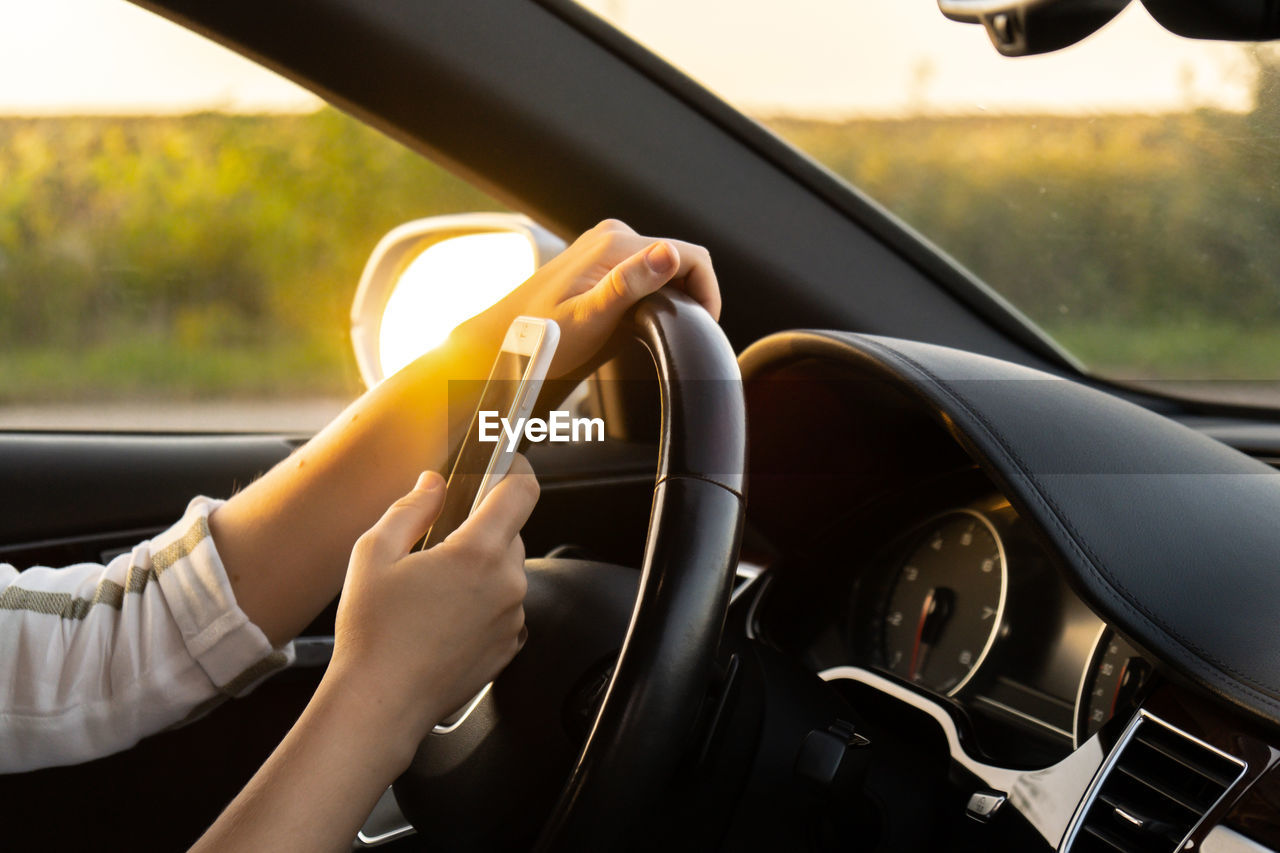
[750,469,1154,768]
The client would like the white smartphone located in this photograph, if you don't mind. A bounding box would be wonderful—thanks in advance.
[421,316,557,734]
[420,315,559,550]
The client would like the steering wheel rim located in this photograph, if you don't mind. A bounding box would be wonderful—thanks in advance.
[537,290,746,848]
[394,289,746,849]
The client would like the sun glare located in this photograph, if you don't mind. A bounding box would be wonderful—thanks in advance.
[377,233,536,378]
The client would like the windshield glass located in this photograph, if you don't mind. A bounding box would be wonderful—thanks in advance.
[578,1,1280,406]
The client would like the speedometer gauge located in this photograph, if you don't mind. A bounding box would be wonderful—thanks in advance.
[881,510,1007,696]
[1076,629,1151,743]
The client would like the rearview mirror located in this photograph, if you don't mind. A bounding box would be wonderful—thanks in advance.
[350,213,566,388]
[938,0,1130,56]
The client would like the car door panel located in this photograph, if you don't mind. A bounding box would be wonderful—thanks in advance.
[0,434,298,570]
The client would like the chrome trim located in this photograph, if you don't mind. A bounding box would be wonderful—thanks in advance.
[1057,711,1144,851]
[730,560,767,606]
[744,572,774,641]
[821,666,1104,846]
[1058,709,1248,852]
[354,786,416,847]
[431,682,492,735]
[1071,623,1108,749]
[355,826,415,848]
[1113,806,1143,828]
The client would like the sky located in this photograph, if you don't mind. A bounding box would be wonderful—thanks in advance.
[580,0,1257,116]
[0,0,1259,117]
[0,0,320,114]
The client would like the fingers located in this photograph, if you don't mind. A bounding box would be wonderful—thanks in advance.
[589,218,637,238]
[593,219,720,319]
[450,453,540,553]
[357,471,446,561]
[607,240,680,305]
[668,240,721,320]
[577,224,721,322]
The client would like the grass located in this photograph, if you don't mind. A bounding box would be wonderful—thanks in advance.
[0,336,363,403]
[1049,320,1280,381]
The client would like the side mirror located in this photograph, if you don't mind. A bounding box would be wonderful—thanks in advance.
[350,213,566,388]
[938,0,1130,56]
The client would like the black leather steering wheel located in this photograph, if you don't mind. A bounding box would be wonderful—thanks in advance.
[393,290,747,850]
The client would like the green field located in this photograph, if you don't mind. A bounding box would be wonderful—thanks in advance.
[0,109,499,402]
[767,109,1280,382]
[3,105,1280,405]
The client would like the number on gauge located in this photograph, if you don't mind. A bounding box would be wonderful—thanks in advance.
[1079,631,1150,740]
[881,511,1007,695]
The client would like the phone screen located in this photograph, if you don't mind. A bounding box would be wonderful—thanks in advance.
[420,349,531,550]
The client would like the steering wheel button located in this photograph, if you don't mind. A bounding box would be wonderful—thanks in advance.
[794,729,849,787]
[965,790,1007,823]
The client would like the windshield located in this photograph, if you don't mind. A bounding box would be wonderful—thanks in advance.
[578,1,1280,407]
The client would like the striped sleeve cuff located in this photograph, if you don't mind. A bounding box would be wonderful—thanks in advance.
[151,496,294,697]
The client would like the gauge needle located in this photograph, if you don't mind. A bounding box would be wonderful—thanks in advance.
[1109,659,1130,719]
[908,587,955,682]
[1108,657,1150,719]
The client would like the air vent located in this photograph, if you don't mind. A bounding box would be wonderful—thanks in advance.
[1063,711,1246,853]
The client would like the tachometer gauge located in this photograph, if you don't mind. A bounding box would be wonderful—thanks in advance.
[1076,629,1151,743]
[881,510,1007,696]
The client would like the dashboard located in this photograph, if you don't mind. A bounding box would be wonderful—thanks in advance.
[736,334,1280,853]
[749,467,1150,769]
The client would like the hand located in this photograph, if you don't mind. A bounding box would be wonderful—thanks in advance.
[326,455,539,753]
[192,460,538,853]
[457,219,720,376]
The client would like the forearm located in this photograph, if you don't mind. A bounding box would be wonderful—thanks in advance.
[207,221,719,648]
[194,458,537,853]
[0,499,287,772]
[190,672,428,853]
[210,327,499,647]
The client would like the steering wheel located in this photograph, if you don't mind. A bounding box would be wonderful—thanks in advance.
[392,290,747,850]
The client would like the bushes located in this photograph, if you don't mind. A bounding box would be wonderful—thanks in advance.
[0,109,498,400]
[2,105,1278,400]
[769,111,1280,379]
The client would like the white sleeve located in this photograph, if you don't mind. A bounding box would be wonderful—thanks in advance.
[0,496,295,773]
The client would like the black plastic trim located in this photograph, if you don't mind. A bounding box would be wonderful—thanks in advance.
[0,434,295,544]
